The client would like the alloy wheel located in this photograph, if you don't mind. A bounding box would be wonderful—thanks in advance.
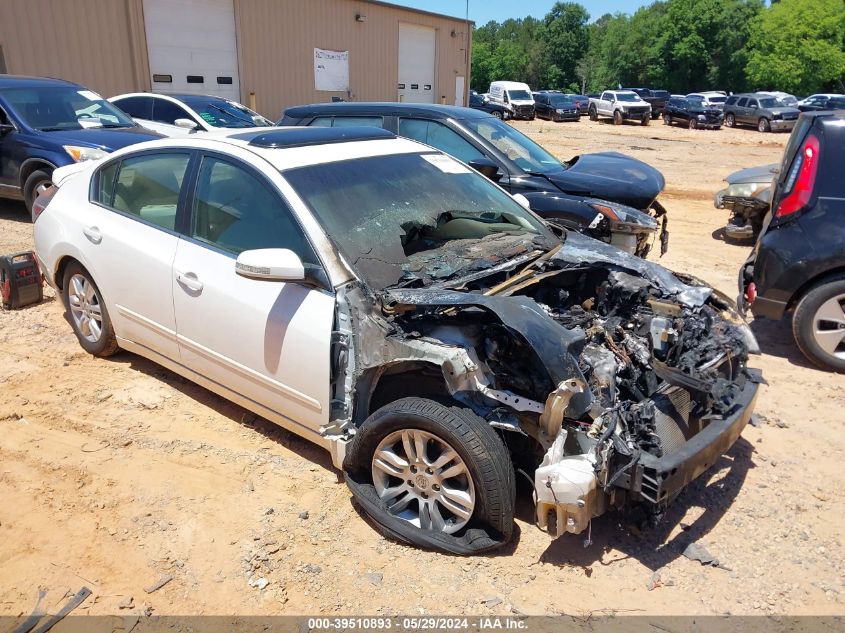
[812,293,845,360]
[68,273,104,344]
[371,428,476,534]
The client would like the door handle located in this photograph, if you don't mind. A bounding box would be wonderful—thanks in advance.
[175,270,204,292]
[83,226,102,244]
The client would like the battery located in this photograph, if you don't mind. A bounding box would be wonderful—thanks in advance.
[1,251,43,310]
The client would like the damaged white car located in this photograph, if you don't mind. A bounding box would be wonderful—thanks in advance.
[33,127,761,554]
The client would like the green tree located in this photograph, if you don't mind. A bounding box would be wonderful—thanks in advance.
[540,2,590,89]
[745,0,845,94]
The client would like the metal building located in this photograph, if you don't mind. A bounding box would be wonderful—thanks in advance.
[0,0,472,119]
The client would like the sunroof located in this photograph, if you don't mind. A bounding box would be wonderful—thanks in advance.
[232,127,395,149]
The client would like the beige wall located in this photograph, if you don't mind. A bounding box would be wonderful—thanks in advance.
[0,0,471,118]
[0,0,150,97]
[234,0,471,118]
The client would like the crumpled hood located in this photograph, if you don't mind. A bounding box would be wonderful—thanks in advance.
[725,163,778,185]
[546,152,666,210]
[38,126,162,151]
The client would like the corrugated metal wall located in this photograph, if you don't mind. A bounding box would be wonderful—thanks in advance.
[0,0,150,97]
[234,0,471,118]
[0,0,470,118]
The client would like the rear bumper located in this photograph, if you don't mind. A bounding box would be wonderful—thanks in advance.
[737,258,788,321]
[636,372,760,504]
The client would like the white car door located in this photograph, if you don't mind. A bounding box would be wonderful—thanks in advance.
[82,151,191,359]
[172,153,334,436]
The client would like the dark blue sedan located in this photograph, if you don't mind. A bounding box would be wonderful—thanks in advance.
[0,75,161,214]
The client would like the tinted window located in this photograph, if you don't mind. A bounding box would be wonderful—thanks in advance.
[708,96,727,104]
[2,86,135,130]
[152,99,193,125]
[178,95,272,128]
[725,96,738,105]
[95,161,119,206]
[112,153,190,230]
[736,98,748,107]
[113,96,153,120]
[462,117,561,173]
[758,98,778,108]
[308,116,383,129]
[398,119,484,164]
[191,156,316,260]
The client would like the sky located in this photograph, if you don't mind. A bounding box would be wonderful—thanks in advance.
[389,0,652,25]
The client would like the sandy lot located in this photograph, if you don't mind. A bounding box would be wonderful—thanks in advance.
[1,118,843,619]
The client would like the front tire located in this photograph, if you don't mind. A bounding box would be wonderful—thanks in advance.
[613,110,623,125]
[758,117,770,133]
[725,113,735,127]
[793,277,845,373]
[355,397,515,548]
[492,110,503,120]
[663,114,672,126]
[641,114,650,126]
[62,262,119,357]
[589,106,598,121]
[23,169,54,217]
[689,118,698,130]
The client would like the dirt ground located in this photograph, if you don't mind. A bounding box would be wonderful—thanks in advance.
[1,118,843,619]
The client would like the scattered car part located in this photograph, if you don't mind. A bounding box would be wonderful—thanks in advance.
[739,111,845,371]
[24,587,91,633]
[0,251,43,310]
[714,163,777,241]
[280,103,668,258]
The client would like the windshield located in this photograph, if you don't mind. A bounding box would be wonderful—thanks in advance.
[461,116,562,174]
[178,96,272,128]
[758,98,779,108]
[283,152,557,289]
[708,96,727,104]
[616,93,641,102]
[549,95,575,106]
[507,90,532,101]
[2,86,136,130]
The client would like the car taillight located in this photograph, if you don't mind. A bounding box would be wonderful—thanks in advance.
[774,134,820,219]
[745,282,757,304]
[31,184,57,223]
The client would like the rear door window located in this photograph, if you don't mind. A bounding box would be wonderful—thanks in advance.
[398,118,484,164]
[113,96,153,120]
[736,98,748,108]
[111,153,191,230]
[308,116,383,129]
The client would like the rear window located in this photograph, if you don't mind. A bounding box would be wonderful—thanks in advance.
[708,96,727,104]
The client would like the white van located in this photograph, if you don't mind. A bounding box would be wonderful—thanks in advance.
[488,81,535,120]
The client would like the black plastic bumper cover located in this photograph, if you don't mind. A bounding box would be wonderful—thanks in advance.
[637,370,760,504]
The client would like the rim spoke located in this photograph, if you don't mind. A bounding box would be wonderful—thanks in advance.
[430,448,457,471]
[373,448,408,476]
[71,276,85,299]
[88,318,102,340]
[439,461,468,480]
[815,297,845,326]
[379,484,408,505]
[401,430,417,462]
[413,431,427,465]
[420,500,446,531]
[439,486,473,520]
[88,303,102,318]
[813,328,845,355]
[386,489,414,513]
[83,281,95,302]
[78,315,91,337]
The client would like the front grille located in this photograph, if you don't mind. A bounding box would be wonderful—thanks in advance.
[782,112,798,120]
[515,106,533,116]
[652,386,692,455]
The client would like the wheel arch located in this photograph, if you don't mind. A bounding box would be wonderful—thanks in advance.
[787,267,845,313]
[19,157,58,189]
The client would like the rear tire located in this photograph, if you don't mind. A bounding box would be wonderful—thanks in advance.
[793,277,845,373]
[589,106,598,121]
[689,118,698,130]
[354,397,515,550]
[725,113,735,128]
[492,110,503,120]
[663,114,672,126]
[62,262,119,357]
[23,169,54,217]
[613,110,623,125]
[758,117,771,133]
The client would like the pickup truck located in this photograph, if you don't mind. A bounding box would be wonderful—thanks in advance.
[623,87,670,119]
[589,90,652,125]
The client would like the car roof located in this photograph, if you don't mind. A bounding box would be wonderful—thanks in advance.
[283,102,493,120]
[101,125,433,172]
[0,74,83,89]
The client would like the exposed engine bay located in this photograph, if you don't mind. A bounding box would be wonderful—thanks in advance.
[337,232,760,550]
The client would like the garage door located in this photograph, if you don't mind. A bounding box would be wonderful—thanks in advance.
[143,0,241,102]
[398,23,436,104]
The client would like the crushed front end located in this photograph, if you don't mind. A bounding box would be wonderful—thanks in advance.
[381,233,761,540]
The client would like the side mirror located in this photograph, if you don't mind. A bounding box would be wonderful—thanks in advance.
[0,123,14,135]
[512,193,531,210]
[175,118,200,130]
[235,248,304,281]
[468,157,502,182]
[750,104,758,109]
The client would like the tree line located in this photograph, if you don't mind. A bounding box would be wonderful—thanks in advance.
[470,0,845,96]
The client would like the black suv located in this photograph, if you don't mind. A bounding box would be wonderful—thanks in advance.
[739,111,845,371]
[532,91,580,122]
[280,102,668,258]
[662,97,723,129]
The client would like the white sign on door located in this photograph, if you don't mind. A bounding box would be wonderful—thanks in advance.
[314,48,349,92]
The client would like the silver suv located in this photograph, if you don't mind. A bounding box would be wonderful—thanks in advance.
[724,93,801,132]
